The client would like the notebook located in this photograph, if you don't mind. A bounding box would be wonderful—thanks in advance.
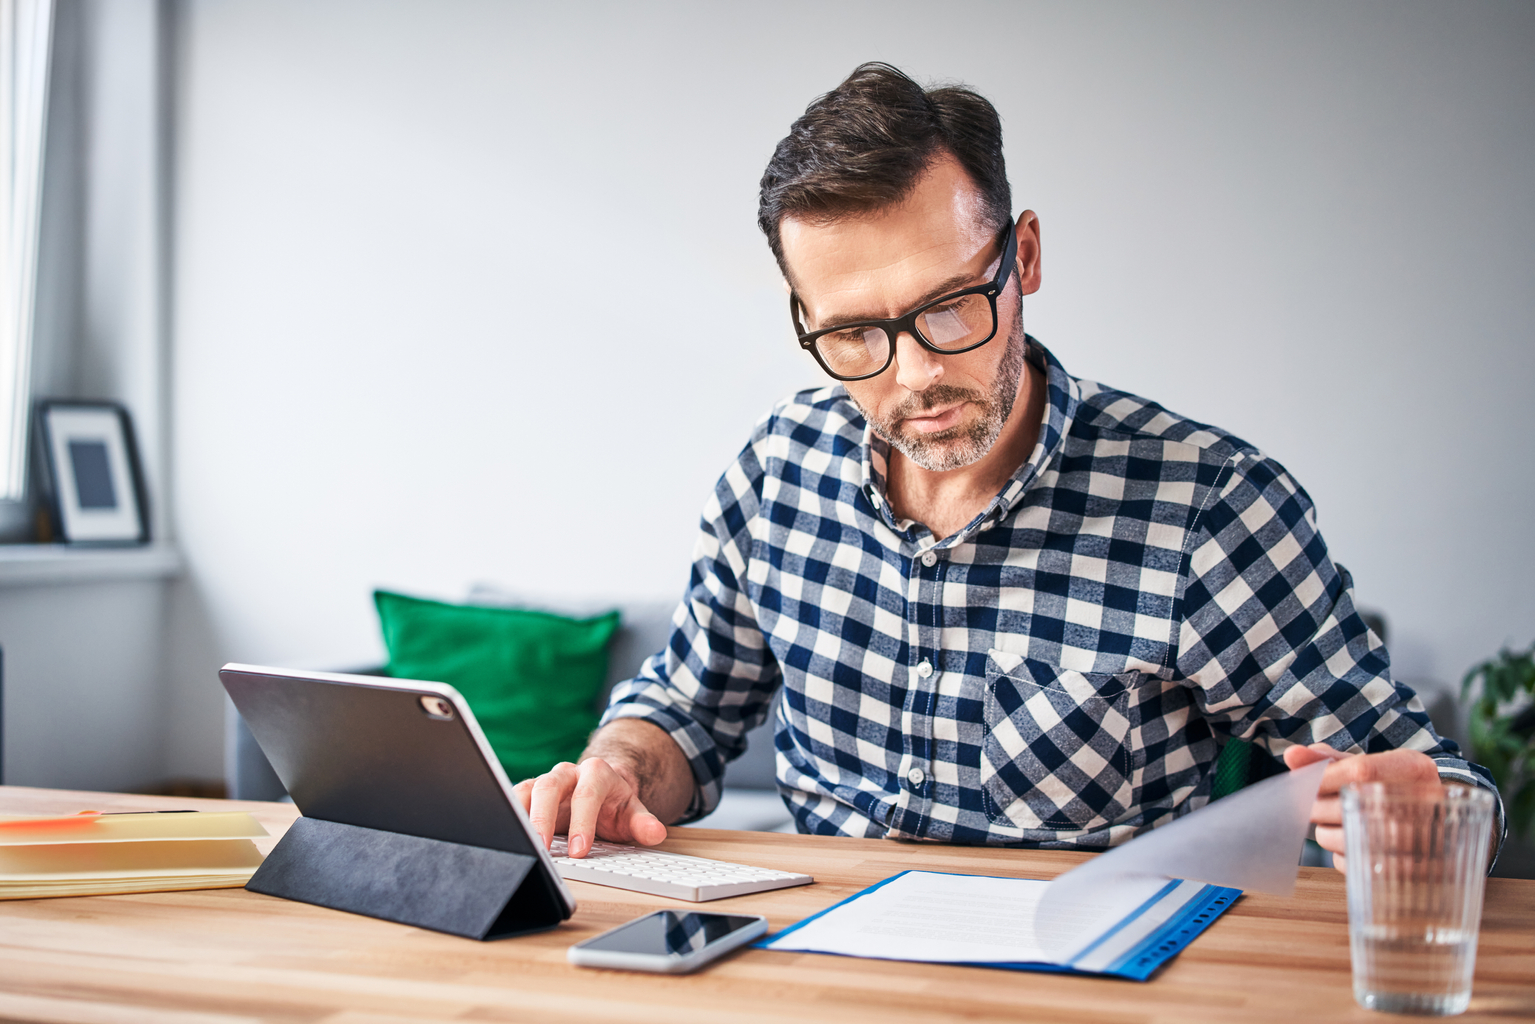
[0,811,268,899]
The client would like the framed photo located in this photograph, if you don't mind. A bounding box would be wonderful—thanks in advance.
[35,401,149,545]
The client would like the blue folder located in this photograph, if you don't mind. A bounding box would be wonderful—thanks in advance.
[757,869,1241,982]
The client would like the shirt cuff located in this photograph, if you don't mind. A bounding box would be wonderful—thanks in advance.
[1435,757,1507,874]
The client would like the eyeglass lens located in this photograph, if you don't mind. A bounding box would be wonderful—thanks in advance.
[813,292,995,378]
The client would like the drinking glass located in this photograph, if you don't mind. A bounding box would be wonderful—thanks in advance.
[1341,781,1495,1016]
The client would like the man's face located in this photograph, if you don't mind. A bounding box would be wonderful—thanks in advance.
[780,154,1039,472]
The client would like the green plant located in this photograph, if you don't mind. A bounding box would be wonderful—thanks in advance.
[1461,643,1535,841]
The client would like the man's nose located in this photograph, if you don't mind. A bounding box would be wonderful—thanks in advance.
[891,330,943,392]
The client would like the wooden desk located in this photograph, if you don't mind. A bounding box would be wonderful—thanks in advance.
[0,786,1530,1024]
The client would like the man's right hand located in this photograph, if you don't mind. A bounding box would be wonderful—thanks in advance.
[512,756,668,859]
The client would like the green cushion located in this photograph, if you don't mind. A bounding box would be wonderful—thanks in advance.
[373,590,620,783]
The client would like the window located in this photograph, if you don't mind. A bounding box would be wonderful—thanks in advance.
[0,0,52,501]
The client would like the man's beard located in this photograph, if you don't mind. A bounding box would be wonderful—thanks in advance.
[856,314,1028,473]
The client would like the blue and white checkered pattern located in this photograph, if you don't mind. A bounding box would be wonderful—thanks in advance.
[603,340,1501,849]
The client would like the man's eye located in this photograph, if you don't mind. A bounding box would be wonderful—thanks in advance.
[929,294,982,315]
[821,328,867,349]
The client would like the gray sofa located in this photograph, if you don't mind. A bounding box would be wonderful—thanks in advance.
[223,596,792,831]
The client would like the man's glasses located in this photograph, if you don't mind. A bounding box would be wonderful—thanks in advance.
[790,217,1019,382]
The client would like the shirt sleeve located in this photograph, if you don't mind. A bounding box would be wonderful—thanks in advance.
[599,425,783,821]
[1173,450,1508,862]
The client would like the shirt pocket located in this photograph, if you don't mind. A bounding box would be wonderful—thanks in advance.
[980,649,1139,831]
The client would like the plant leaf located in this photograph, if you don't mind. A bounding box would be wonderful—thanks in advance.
[1463,662,1486,700]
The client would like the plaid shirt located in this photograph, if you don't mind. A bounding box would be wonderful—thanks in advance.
[604,340,1501,849]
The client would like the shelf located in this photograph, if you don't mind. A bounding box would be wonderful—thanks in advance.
[0,543,182,587]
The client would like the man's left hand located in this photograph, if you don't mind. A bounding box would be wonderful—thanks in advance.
[1282,743,1441,872]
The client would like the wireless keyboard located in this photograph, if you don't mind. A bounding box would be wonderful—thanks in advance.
[548,837,813,902]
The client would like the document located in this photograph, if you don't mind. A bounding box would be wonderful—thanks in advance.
[763,870,1168,964]
[762,762,1328,978]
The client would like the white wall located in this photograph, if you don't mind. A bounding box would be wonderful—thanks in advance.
[167,0,1535,778]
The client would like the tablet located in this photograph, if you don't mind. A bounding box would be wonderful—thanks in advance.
[219,663,575,922]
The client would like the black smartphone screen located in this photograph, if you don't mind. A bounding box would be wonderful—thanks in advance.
[581,912,761,956]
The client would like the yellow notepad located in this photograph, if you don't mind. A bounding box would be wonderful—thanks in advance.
[0,812,270,899]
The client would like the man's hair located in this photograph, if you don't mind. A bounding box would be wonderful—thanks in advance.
[757,62,1011,278]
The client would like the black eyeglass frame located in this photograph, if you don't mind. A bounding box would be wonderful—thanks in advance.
[789,216,1021,382]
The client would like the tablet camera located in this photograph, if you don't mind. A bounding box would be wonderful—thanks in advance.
[418,695,455,720]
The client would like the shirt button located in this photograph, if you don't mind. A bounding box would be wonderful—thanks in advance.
[907,767,926,786]
[921,550,937,567]
[916,659,933,678]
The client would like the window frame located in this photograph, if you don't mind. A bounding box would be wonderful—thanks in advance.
[0,0,54,502]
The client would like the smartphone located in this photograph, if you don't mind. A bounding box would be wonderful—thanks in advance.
[567,910,768,974]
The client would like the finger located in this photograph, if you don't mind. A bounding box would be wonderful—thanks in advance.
[567,759,628,858]
[1332,852,1347,873]
[1315,823,1345,857]
[1310,795,1342,826]
[1317,748,1440,796]
[1283,742,1351,772]
[1310,821,1347,873]
[527,762,579,848]
[511,779,533,812]
[625,801,668,847]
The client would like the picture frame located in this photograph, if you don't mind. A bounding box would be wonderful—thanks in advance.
[34,400,150,545]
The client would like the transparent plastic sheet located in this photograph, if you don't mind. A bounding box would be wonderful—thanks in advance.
[1035,761,1327,956]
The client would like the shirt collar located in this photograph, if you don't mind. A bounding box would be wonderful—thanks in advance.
[857,336,1080,542]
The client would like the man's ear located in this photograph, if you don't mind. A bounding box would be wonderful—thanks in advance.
[1015,210,1042,297]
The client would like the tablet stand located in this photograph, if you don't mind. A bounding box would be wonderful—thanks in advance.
[247,817,567,940]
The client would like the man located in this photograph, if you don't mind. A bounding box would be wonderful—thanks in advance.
[516,63,1502,870]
